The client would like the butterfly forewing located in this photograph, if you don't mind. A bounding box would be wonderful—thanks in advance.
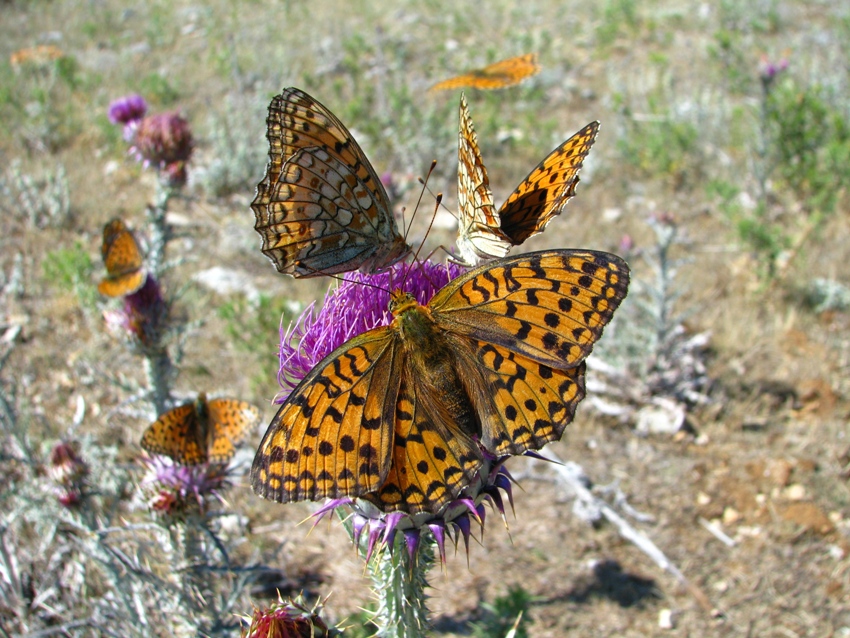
[252,330,400,504]
[98,219,145,297]
[252,88,411,278]
[456,94,511,265]
[432,251,629,368]
[498,121,599,244]
[140,403,207,465]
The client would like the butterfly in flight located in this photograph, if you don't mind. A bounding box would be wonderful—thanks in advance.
[429,53,541,92]
[252,249,629,514]
[455,94,599,266]
[141,393,260,466]
[98,218,146,297]
[251,87,411,278]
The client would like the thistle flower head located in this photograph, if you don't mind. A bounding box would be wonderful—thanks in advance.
[48,441,88,507]
[137,453,232,520]
[243,593,332,638]
[759,55,789,89]
[103,275,167,350]
[128,111,194,186]
[278,258,516,561]
[277,259,466,402]
[107,94,148,126]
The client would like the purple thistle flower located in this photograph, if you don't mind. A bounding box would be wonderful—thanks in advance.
[128,111,194,186]
[276,257,521,562]
[759,55,789,89]
[107,94,148,126]
[137,453,232,519]
[103,275,167,350]
[276,259,466,402]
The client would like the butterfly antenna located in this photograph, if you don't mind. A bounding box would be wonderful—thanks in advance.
[402,160,437,245]
[400,193,443,293]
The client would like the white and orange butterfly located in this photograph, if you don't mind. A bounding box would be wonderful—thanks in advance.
[455,93,599,266]
[251,88,411,278]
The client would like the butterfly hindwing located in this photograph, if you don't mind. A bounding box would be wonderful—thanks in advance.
[140,403,205,465]
[98,219,145,297]
[252,329,401,504]
[252,88,410,278]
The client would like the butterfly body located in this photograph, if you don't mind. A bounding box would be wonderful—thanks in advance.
[252,249,629,514]
[455,94,599,266]
[252,88,411,278]
[98,219,146,297]
[141,393,260,465]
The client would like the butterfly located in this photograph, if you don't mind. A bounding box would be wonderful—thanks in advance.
[251,88,411,278]
[141,393,260,465]
[252,249,629,514]
[429,53,541,92]
[455,93,599,266]
[98,218,146,297]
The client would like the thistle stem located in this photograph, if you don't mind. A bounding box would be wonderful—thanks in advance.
[369,537,434,638]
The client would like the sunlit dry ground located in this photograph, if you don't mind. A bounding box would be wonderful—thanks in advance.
[1,1,849,636]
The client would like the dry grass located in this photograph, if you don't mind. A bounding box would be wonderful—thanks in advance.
[1,0,849,636]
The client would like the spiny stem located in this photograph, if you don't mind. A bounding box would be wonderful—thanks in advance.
[369,537,434,638]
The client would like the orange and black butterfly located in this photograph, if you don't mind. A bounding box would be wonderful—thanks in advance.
[141,393,260,465]
[98,219,146,297]
[252,88,411,278]
[455,93,599,266]
[252,249,629,514]
[429,53,540,92]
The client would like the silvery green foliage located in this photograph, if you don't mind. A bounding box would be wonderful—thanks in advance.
[809,278,850,313]
[588,216,713,431]
[0,160,71,228]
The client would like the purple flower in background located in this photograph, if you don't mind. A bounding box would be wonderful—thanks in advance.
[48,441,89,507]
[759,55,788,89]
[244,593,330,638]
[107,94,147,126]
[138,453,232,519]
[129,111,194,186]
[103,275,167,351]
[276,259,466,402]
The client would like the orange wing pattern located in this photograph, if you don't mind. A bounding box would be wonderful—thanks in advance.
[252,250,629,514]
[430,53,540,92]
[251,88,411,278]
[141,394,260,465]
[98,219,146,297]
[456,95,599,265]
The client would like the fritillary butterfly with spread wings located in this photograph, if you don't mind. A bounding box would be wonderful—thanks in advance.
[455,94,600,266]
[252,249,629,514]
[98,218,146,297]
[429,53,541,92]
[142,393,260,465]
[251,88,411,278]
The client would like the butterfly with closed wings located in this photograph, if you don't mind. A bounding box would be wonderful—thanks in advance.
[251,88,411,278]
[455,94,599,266]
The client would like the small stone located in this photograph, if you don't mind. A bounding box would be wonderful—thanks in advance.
[696,492,711,506]
[784,484,806,501]
[658,609,674,629]
[722,507,740,525]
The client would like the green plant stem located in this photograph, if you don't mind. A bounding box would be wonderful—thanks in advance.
[369,538,434,638]
[147,178,174,281]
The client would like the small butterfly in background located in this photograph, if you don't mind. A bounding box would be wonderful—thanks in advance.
[141,393,260,466]
[252,249,629,514]
[251,87,411,279]
[455,93,600,267]
[98,218,147,297]
[429,53,541,92]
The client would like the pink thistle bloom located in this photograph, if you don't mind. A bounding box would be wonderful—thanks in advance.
[48,441,89,507]
[138,454,232,519]
[243,593,331,638]
[128,111,194,186]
